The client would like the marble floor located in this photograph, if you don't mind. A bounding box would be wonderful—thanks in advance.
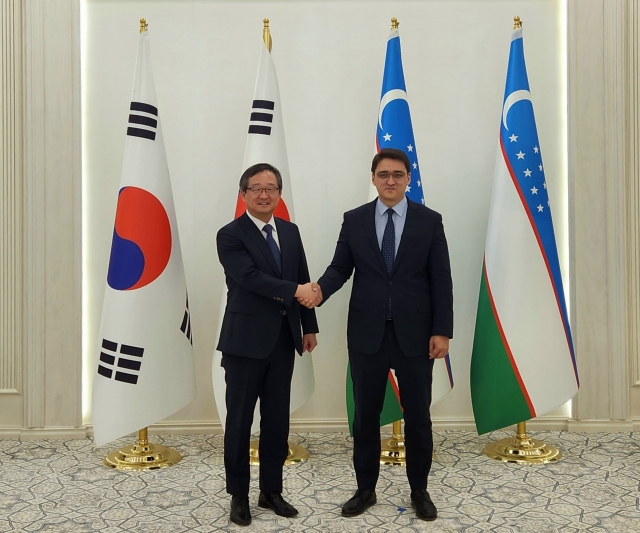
[0,430,639,532]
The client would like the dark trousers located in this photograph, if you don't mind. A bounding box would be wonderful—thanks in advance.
[222,318,295,497]
[350,321,434,491]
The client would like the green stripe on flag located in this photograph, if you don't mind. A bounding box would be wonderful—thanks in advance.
[470,267,532,434]
[346,362,403,437]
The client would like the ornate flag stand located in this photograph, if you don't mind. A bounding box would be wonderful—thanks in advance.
[381,420,405,465]
[483,421,561,464]
[104,427,182,470]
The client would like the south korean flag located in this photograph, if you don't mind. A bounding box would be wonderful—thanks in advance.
[92,23,196,447]
[212,29,316,432]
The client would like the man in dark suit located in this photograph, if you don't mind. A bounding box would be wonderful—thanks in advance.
[310,148,453,522]
[216,163,320,526]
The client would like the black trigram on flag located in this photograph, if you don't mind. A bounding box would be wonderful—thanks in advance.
[127,101,158,141]
[180,293,193,345]
[248,100,274,136]
[97,339,144,385]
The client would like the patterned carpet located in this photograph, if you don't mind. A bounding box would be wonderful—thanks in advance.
[0,430,639,532]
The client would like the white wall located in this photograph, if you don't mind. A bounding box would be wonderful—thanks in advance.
[83,0,568,428]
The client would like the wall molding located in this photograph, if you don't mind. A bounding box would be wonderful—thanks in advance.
[627,1,640,387]
[1,0,24,395]
[23,0,46,428]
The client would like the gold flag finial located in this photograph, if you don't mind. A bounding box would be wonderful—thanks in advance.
[263,18,272,52]
[391,17,399,30]
[514,16,522,29]
[140,18,148,33]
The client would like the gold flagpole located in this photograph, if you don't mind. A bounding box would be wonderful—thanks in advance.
[248,17,308,466]
[379,17,406,467]
[101,19,183,471]
[482,17,562,466]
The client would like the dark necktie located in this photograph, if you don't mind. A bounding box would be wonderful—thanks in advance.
[263,223,282,274]
[381,208,395,319]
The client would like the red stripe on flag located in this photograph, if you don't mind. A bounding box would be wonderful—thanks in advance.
[388,370,402,409]
[500,138,578,386]
[483,256,536,418]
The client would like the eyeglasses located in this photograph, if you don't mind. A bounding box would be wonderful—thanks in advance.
[245,187,281,196]
[375,172,408,182]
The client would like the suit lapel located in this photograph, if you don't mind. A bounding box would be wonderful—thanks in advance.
[238,213,282,278]
[391,199,418,275]
[364,199,389,276]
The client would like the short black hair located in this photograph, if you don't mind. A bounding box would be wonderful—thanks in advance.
[371,148,411,174]
[239,163,283,192]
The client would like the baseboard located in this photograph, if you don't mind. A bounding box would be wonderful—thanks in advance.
[1,418,638,441]
[567,420,636,432]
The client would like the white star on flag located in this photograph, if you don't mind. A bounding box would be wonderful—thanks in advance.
[412,162,417,169]
[533,146,539,153]
[407,144,413,151]
[383,133,392,141]
[523,168,532,177]
[416,180,421,186]
[406,186,411,192]
[539,164,543,171]
[531,186,538,194]
[509,134,518,142]
[544,182,547,189]
[516,151,525,159]
[537,204,544,212]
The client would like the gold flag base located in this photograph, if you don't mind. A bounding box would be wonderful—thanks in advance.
[483,422,562,464]
[103,428,182,471]
[249,439,309,466]
[380,420,406,465]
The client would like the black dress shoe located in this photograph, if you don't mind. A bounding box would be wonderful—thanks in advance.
[258,492,299,517]
[230,496,251,526]
[410,490,437,521]
[341,489,377,517]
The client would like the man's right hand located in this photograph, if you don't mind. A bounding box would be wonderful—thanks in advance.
[296,282,322,309]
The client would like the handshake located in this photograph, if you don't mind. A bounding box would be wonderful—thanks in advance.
[295,282,323,309]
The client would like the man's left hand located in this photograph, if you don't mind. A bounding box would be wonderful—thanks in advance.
[429,335,449,359]
[303,333,318,353]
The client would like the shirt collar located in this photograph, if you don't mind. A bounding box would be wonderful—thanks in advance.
[246,211,277,233]
[376,196,408,217]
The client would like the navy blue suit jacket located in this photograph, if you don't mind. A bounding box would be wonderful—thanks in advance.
[318,198,453,357]
[216,213,319,359]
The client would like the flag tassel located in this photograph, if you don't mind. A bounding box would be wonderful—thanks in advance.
[103,427,183,470]
[482,420,562,464]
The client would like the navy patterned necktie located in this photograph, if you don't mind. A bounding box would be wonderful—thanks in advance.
[263,223,282,274]
[381,208,395,274]
[381,209,395,319]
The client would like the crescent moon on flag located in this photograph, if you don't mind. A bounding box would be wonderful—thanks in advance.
[379,89,408,129]
[502,89,531,131]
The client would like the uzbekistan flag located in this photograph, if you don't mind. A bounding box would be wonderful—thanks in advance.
[92,22,196,446]
[470,24,579,435]
[212,29,315,432]
[347,24,455,435]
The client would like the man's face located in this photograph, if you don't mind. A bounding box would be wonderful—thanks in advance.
[372,158,410,206]
[241,170,282,221]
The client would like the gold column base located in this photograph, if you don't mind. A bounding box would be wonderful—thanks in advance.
[483,422,562,464]
[380,420,405,465]
[103,428,182,471]
[249,439,309,466]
